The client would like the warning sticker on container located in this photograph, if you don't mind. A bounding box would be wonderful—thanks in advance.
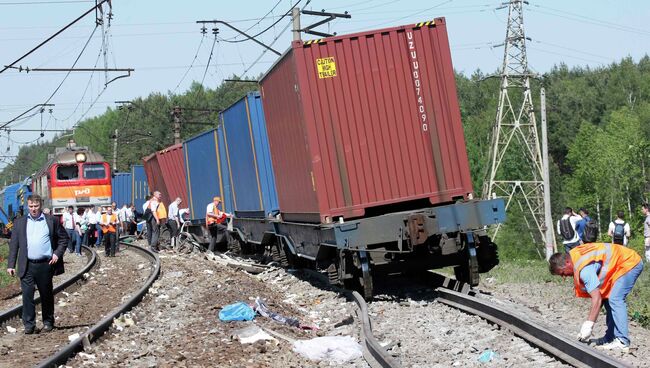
[316,57,337,79]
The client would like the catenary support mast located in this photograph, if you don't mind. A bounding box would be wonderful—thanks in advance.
[483,0,556,257]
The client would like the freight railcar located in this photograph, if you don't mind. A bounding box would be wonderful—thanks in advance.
[146,19,506,298]
[253,18,505,297]
[32,141,111,214]
[143,144,187,207]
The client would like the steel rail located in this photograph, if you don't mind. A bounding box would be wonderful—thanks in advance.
[436,288,631,368]
[35,240,161,368]
[350,290,402,368]
[0,244,97,325]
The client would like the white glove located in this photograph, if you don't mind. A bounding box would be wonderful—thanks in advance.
[577,320,594,341]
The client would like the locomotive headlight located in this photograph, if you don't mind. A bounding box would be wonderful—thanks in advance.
[75,152,87,163]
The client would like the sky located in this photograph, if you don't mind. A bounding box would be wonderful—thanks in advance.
[0,0,648,169]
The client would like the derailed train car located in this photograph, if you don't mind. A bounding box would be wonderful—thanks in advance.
[253,18,505,297]
[146,18,506,298]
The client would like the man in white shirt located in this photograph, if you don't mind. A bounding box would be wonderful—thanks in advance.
[62,206,76,253]
[95,207,104,247]
[557,207,582,253]
[608,211,631,246]
[167,198,182,249]
[84,205,98,247]
[118,204,128,235]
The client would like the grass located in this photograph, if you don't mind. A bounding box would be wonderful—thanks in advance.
[489,238,650,328]
[0,239,17,288]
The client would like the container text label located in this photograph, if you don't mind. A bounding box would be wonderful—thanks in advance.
[316,57,337,79]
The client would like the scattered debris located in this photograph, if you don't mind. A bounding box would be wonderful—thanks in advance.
[219,302,256,322]
[293,336,362,363]
[6,326,16,334]
[68,333,81,342]
[254,297,299,327]
[478,349,499,363]
[113,314,135,331]
[233,325,277,344]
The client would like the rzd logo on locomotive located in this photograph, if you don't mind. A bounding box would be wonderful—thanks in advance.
[406,31,428,132]
[74,188,91,196]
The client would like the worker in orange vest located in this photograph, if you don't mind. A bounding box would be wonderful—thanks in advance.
[549,243,643,352]
[147,191,167,253]
[206,196,231,253]
[100,206,119,257]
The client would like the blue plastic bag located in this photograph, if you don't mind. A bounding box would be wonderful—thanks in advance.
[478,349,499,363]
[219,302,256,322]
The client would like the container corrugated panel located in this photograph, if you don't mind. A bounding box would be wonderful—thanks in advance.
[143,152,167,205]
[220,92,279,216]
[217,126,234,214]
[247,93,279,215]
[131,165,149,210]
[3,183,20,218]
[156,144,188,206]
[183,129,226,221]
[260,18,472,223]
[111,172,132,208]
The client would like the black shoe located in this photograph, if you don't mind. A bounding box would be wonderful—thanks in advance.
[149,247,159,253]
[24,327,38,334]
[42,324,54,333]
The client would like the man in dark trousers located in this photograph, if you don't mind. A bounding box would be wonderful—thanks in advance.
[6,194,69,334]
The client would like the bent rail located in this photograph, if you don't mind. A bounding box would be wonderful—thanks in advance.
[436,288,630,368]
[0,244,97,325]
[350,290,401,368]
[36,239,161,368]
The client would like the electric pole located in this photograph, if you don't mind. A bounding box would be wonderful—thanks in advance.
[112,128,118,172]
[172,106,182,145]
[292,7,301,41]
[483,0,556,258]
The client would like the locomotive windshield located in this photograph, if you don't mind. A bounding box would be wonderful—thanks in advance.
[83,163,106,179]
[56,165,79,181]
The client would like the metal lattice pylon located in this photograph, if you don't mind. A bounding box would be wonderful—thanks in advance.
[483,0,556,256]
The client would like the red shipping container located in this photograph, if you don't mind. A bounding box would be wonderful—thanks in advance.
[142,144,188,207]
[260,18,473,223]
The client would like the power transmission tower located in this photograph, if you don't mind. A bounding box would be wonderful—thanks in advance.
[483,0,556,258]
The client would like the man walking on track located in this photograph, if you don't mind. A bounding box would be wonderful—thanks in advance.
[549,242,643,352]
[146,191,166,252]
[5,194,69,334]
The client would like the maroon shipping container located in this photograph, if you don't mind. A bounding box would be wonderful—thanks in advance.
[260,18,473,223]
[142,144,188,207]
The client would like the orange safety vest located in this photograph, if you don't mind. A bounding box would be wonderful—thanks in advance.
[151,200,167,220]
[101,213,118,234]
[570,242,641,298]
[206,204,226,226]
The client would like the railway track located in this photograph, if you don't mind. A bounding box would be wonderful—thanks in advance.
[429,274,631,368]
[0,244,97,326]
[253,261,633,368]
[0,238,160,368]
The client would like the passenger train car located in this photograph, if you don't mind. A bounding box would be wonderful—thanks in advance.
[32,142,111,214]
[135,18,507,298]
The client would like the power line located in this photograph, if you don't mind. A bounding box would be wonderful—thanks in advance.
[0,0,109,74]
[220,0,303,43]
[201,34,219,85]
[1,25,99,130]
[0,0,91,5]
[173,33,207,93]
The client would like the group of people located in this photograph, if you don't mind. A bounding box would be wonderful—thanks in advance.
[61,202,138,257]
[549,203,650,353]
[141,191,231,254]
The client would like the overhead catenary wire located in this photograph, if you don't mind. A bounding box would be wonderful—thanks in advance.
[0,25,99,130]
[201,34,219,86]
[220,0,303,43]
[173,32,207,93]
